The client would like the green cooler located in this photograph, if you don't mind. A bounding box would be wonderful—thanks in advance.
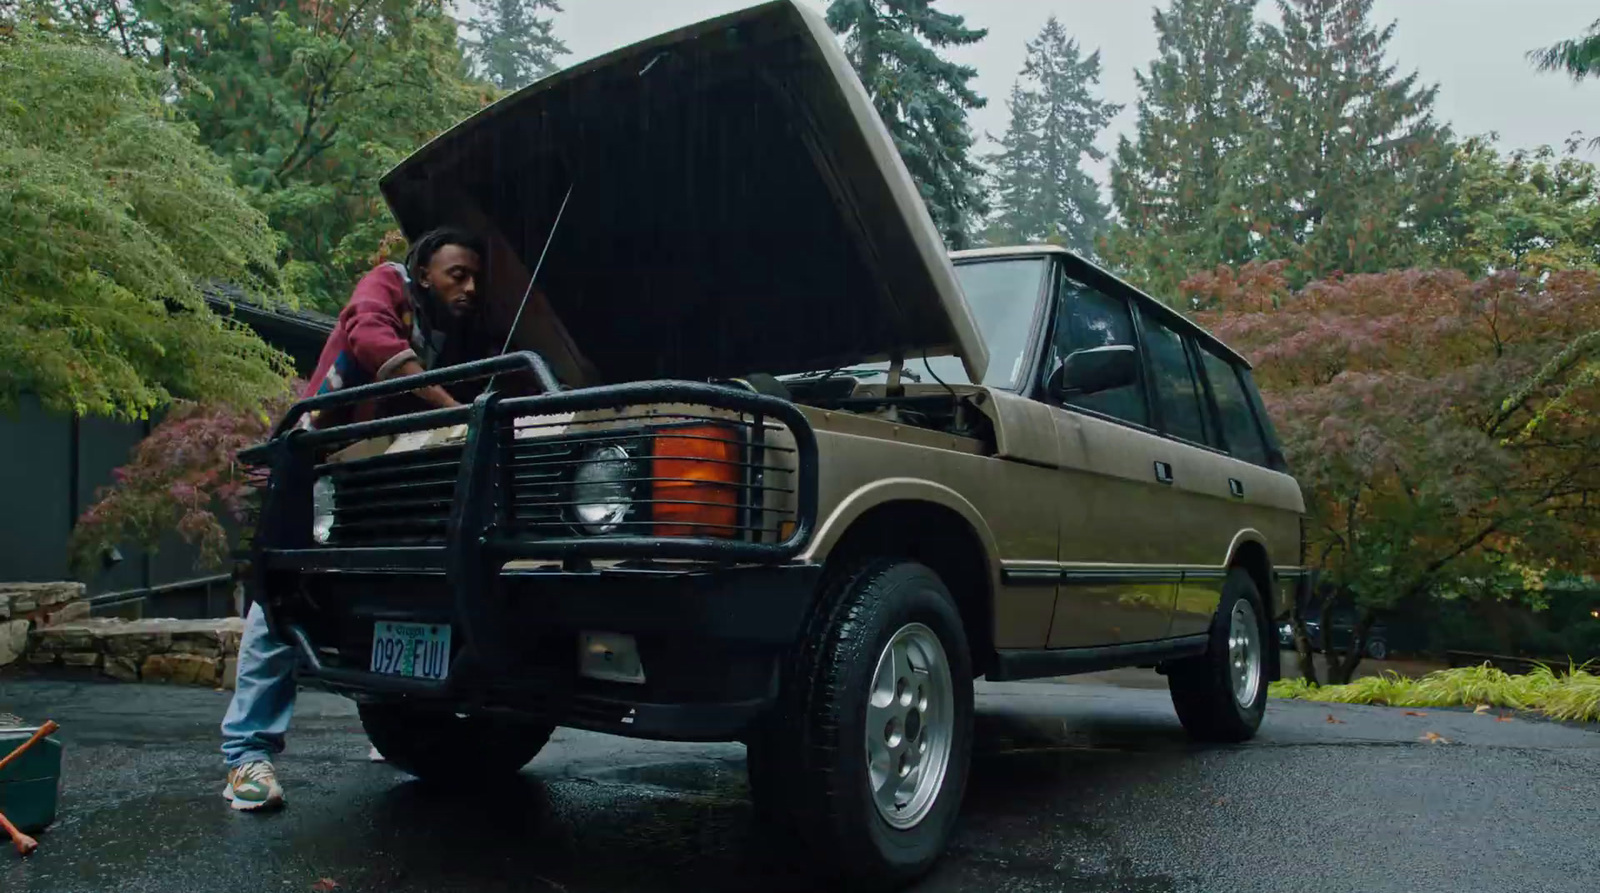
[0,725,62,833]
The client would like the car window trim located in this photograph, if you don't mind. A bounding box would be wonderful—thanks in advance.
[1183,331,1227,451]
[1030,261,1153,428]
[1016,258,1058,393]
[1135,303,1214,446]
[1240,367,1291,472]
[1195,341,1276,469]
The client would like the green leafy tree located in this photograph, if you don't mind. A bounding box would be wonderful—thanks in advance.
[826,0,988,247]
[467,0,567,91]
[1241,0,1457,283]
[1104,0,1262,297]
[984,17,1120,256]
[0,20,292,419]
[142,0,490,312]
[1432,138,1600,277]
[48,0,157,57]
[1529,16,1600,80]
[1192,262,1600,683]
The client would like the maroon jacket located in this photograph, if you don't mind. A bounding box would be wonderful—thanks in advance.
[298,263,454,430]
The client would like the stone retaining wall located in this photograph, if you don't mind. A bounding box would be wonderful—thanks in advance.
[26,618,245,689]
[0,582,88,668]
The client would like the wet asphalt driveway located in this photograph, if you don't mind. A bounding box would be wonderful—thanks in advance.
[2,675,1597,893]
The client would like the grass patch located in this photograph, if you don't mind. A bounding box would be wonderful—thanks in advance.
[1269,662,1600,722]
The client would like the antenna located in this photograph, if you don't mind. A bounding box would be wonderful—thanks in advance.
[489,181,574,393]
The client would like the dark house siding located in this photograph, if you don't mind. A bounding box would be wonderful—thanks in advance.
[0,292,332,616]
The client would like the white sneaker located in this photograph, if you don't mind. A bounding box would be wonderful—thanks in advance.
[223,760,285,812]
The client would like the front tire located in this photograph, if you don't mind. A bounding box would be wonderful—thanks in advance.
[1168,568,1269,743]
[750,559,974,888]
[358,702,553,782]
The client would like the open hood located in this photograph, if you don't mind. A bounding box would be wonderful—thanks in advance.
[379,0,988,386]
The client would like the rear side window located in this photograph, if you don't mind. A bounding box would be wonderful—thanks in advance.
[1199,347,1270,466]
[1240,368,1290,472]
[1051,275,1148,426]
[1140,312,1211,445]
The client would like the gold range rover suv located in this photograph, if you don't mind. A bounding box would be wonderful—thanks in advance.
[239,1,1309,887]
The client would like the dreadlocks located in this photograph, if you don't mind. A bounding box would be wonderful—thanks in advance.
[404,226,487,288]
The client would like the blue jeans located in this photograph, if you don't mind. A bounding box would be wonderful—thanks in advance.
[220,603,298,767]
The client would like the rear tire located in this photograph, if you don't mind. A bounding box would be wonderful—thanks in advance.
[358,702,553,782]
[1168,568,1269,743]
[748,559,974,888]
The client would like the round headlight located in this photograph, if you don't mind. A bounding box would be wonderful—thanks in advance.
[572,444,633,534]
[311,476,336,544]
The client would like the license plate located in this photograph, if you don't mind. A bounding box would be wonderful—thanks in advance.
[369,622,452,680]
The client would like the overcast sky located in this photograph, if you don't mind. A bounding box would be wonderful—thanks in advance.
[540,0,1598,188]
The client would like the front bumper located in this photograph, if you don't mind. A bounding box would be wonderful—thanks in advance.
[266,562,821,741]
[243,352,821,742]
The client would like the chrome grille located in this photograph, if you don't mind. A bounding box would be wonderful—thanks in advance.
[319,445,462,546]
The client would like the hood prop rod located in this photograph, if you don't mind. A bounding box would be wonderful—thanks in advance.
[885,348,906,398]
[488,181,575,394]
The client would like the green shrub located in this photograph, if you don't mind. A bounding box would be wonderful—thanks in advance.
[1270,663,1600,721]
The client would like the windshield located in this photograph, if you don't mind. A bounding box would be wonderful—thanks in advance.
[787,257,1047,389]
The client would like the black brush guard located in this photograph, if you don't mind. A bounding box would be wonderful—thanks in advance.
[240,352,820,701]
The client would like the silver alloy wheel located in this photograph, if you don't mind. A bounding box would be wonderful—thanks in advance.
[1229,599,1263,708]
[865,622,954,830]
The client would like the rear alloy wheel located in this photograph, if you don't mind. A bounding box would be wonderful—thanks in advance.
[358,702,553,782]
[748,559,974,888]
[1168,568,1269,743]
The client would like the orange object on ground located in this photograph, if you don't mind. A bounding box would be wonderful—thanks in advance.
[0,809,37,856]
[0,720,59,857]
[0,721,58,777]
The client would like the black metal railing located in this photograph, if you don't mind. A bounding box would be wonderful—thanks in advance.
[258,351,560,441]
[497,413,797,544]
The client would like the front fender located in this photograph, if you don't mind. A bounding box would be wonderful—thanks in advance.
[800,476,1001,582]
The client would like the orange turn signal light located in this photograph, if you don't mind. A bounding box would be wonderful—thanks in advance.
[651,425,741,537]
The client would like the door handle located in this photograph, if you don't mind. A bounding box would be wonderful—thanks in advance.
[1154,461,1174,484]
[1229,478,1245,498]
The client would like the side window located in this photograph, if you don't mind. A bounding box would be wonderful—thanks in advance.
[1049,275,1148,426]
[1240,368,1290,471]
[1140,310,1211,445]
[1199,347,1269,466]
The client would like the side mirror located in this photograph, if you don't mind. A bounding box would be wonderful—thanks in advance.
[1048,345,1139,400]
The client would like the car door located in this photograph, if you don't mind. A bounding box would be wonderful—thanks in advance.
[1136,306,1252,637]
[1169,339,1306,635]
[1042,266,1178,647]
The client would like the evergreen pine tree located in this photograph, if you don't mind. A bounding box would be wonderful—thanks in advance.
[1105,0,1263,296]
[826,0,988,248]
[1245,0,1456,280]
[140,0,492,311]
[1528,16,1600,81]
[468,0,568,91]
[986,17,1120,256]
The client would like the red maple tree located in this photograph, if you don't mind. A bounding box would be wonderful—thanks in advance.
[70,385,302,575]
[1190,262,1600,682]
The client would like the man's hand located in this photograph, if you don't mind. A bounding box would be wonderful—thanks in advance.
[393,359,461,409]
